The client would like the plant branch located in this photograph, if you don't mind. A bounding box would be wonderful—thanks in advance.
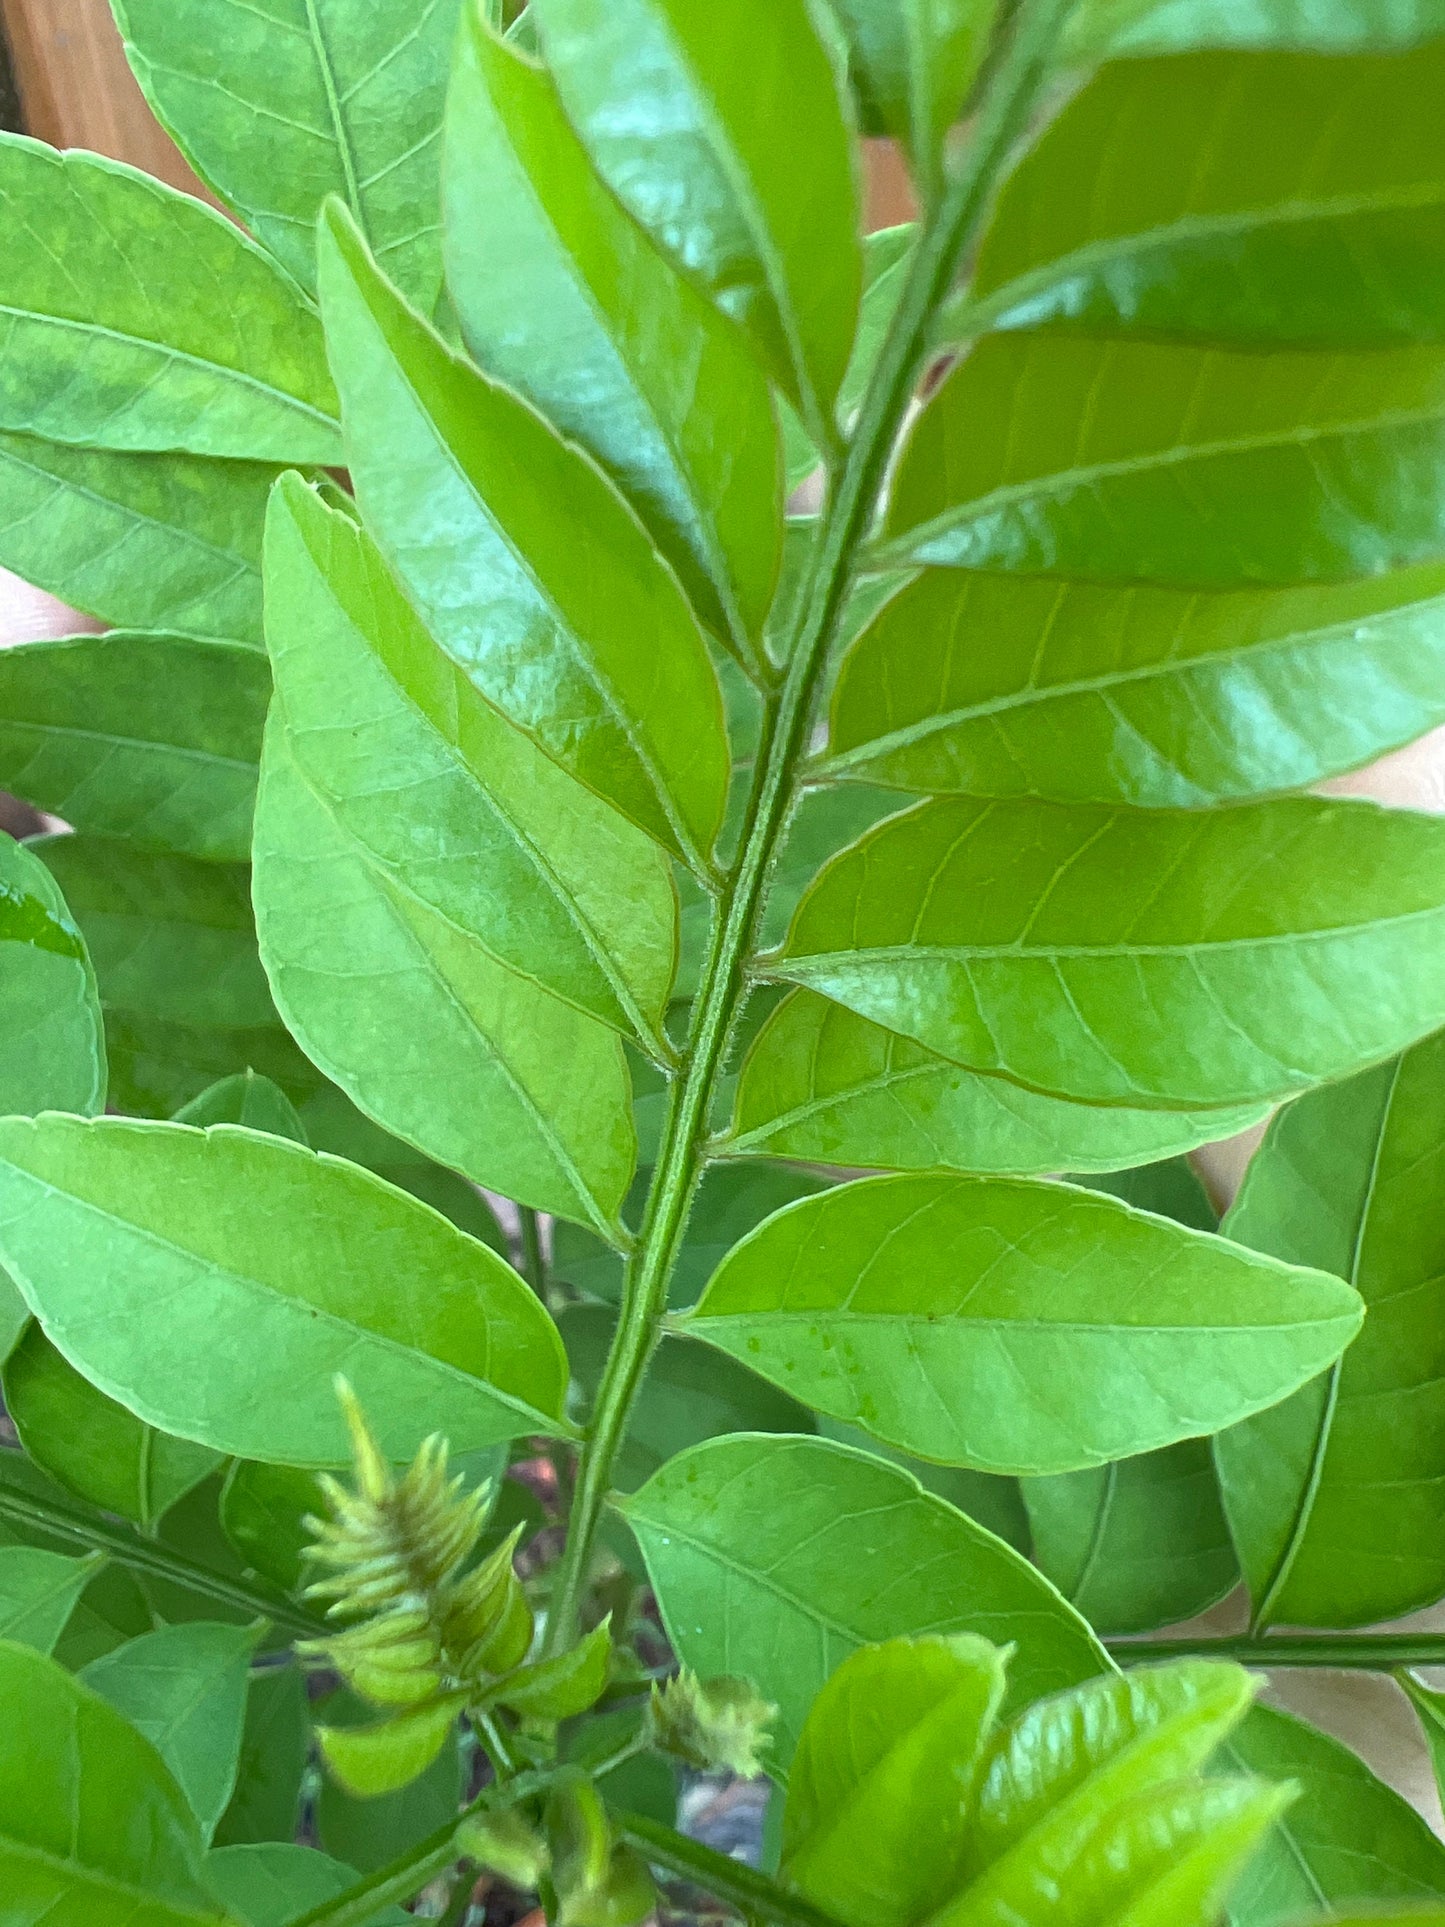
[1109,1632,1445,1671]
[540,0,1078,1657]
[518,1206,547,1298]
[613,1811,849,1927]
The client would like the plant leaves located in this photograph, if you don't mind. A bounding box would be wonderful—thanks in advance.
[0,1546,98,1654]
[315,1705,461,1874]
[442,14,781,656]
[1398,1672,1445,1813]
[1076,1156,1218,1231]
[619,1433,1107,1767]
[531,0,863,440]
[317,1694,465,1799]
[490,1618,613,1721]
[317,201,729,873]
[822,564,1445,806]
[685,1172,1361,1474]
[110,0,462,308]
[772,793,1445,1109]
[265,474,677,1050]
[0,134,338,461]
[176,1073,307,1143]
[219,1461,325,1595]
[885,333,1445,585]
[213,1668,309,1848]
[1064,0,1445,62]
[0,631,268,861]
[0,1113,572,1466]
[817,1417,1030,1555]
[1215,1027,1445,1627]
[206,1842,408,1926]
[0,831,105,1116]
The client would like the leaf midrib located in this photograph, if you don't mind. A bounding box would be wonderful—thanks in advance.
[691,1307,1348,1339]
[0,1836,223,1925]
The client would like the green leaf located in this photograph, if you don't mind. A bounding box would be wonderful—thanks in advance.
[489,1618,613,1720]
[531,0,862,442]
[1064,0,1445,61]
[0,1271,26,1364]
[1078,1157,1218,1232]
[0,832,105,1116]
[0,1113,571,1466]
[726,988,1268,1173]
[782,1634,1008,1927]
[317,1694,465,1799]
[0,1640,235,1924]
[967,46,1445,350]
[823,564,1445,806]
[686,1172,1360,1473]
[253,713,637,1236]
[773,794,1445,1109]
[0,134,338,461]
[110,0,462,307]
[265,473,677,1050]
[0,631,268,861]
[213,1668,309,1848]
[206,1842,408,1926]
[1023,1442,1239,1635]
[4,1324,219,1527]
[442,14,782,656]
[176,1074,306,1143]
[0,1546,98,1654]
[82,1622,261,1841]
[885,334,1445,585]
[317,200,729,873]
[816,1417,1030,1555]
[0,433,273,641]
[619,1433,1107,1767]
[1398,1673,1445,1813]
[1215,1027,1445,1628]
[316,1704,461,1873]
[219,1462,325,1594]
[1219,1704,1445,1925]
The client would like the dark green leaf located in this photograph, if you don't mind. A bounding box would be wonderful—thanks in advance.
[212,1667,309,1848]
[219,1461,325,1594]
[0,1545,98,1653]
[0,831,105,1116]
[52,1562,156,1671]
[206,1842,409,1927]
[1078,1157,1218,1231]
[825,1,997,199]
[175,1073,306,1143]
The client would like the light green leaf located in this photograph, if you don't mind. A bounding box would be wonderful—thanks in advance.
[176,1074,306,1143]
[773,794,1445,1109]
[1023,1441,1239,1635]
[1064,0,1445,60]
[0,134,338,461]
[219,1461,325,1595]
[967,46,1445,349]
[265,474,677,1050]
[817,1417,1030,1555]
[823,564,1445,806]
[1399,1673,1445,1813]
[532,0,862,442]
[443,15,782,656]
[0,631,268,861]
[0,1270,26,1363]
[0,1546,98,1654]
[686,1172,1361,1474]
[885,334,1445,585]
[318,1695,465,1800]
[317,201,729,873]
[0,433,273,641]
[315,1708,461,1874]
[253,713,637,1236]
[0,832,105,1116]
[206,1843,408,1927]
[0,1113,572,1466]
[110,0,462,307]
[1216,1027,1445,1627]
[83,1623,261,1841]
[619,1433,1107,1767]
[726,988,1268,1173]
[4,1324,219,1527]
[0,1639,235,1924]
[488,1618,613,1721]
[213,1668,309,1849]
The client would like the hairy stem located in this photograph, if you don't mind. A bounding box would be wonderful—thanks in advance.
[1111,1632,1445,1671]
[541,0,1079,1656]
[614,1812,850,1927]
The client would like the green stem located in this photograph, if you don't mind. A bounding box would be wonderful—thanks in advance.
[436,1866,479,1927]
[541,0,1076,1657]
[613,1812,850,1927]
[1109,1632,1445,1670]
[518,1206,547,1298]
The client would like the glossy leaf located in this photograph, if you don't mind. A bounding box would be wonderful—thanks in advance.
[0,1639,234,1925]
[213,1669,309,1848]
[317,201,729,873]
[726,989,1268,1174]
[0,832,105,1116]
[1216,1028,1445,1627]
[0,631,268,860]
[885,334,1445,586]
[532,0,863,440]
[823,564,1445,807]
[176,1073,307,1143]
[266,475,676,1049]
[1064,0,1445,62]
[773,794,1445,1109]
[0,134,338,460]
[317,1694,465,1799]
[4,1324,219,1527]
[0,1546,97,1654]
[686,1172,1360,1474]
[0,1113,571,1466]
[443,14,782,655]
[110,0,462,306]
[206,1843,408,1927]
[253,714,637,1236]
[619,1433,1107,1765]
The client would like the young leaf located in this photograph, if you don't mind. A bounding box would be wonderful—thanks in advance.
[443,13,782,656]
[0,1545,98,1654]
[823,565,1445,807]
[176,1073,307,1143]
[0,832,105,1116]
[317,1694,466,1799]
[110,0,462,308]
[212,1667,309,1848]
[684,1173,1361,1474]
[0,1114,572,1466]
[488,1617,613,1720]
[315,1708,462,1874]
[619,1433,1107,1765]
[206,1842,409,1926]
[265,475,677,1050]
[0,631,268,861]
[82,1622,262,1842]
[316,201,729,873]
[531,0,863,442]
[772,794,1445,1109]
[1216,1027,1445,1627]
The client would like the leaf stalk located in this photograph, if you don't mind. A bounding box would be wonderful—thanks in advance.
[1109,1632,1445,1670]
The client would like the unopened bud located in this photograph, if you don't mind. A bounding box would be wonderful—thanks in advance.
[648,1668,774,1778]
